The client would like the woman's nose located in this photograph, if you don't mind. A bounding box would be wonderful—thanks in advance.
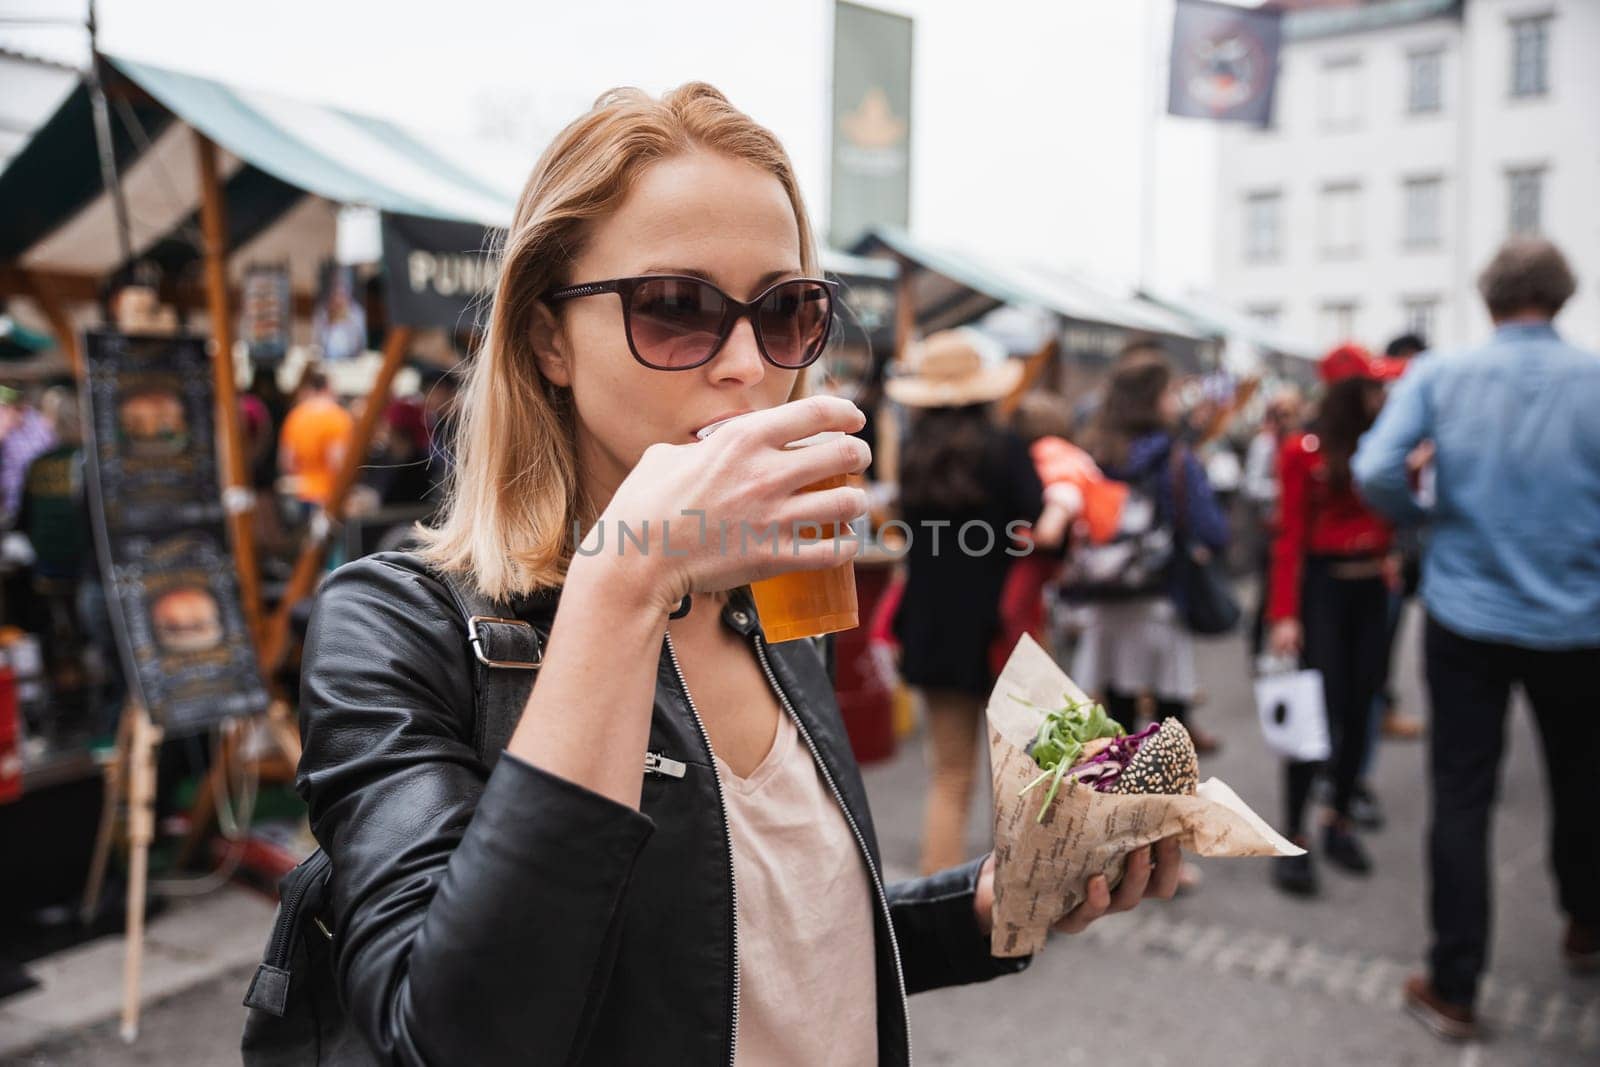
[709,317,766,385]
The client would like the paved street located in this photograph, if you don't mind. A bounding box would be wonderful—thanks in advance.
[7,603,1596,1065]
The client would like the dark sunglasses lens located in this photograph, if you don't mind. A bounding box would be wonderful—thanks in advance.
[627,278,728,368]
[757,281,832,368]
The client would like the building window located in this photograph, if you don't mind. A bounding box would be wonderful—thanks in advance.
[1403,177,1443,249]
[1402,297,1439,342]
[1320,182,1363,258]
[1247,304,1282,328]
[1319,301,1359,344]
[1507,167,1545,235]
[1244,191,1282,263]
[1510,15,1551,98]
[1321,57,1363,129]
[1407,48,1443,114]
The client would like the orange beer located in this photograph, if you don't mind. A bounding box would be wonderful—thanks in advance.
[748,468,859,642]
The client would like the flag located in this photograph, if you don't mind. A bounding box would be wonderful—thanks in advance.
[1168,0,1283,126]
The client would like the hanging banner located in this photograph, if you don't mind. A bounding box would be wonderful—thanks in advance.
[1168,0,1283,127]
[829,1,914,250]
[241,262,292,365]
[380,211,502,334]
[81,330,268,736]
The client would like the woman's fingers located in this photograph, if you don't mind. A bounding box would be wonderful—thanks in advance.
[1107,847,1152,912]
[1052,874,1110,935]
[735,395,866,449]
[1147,837,1183,900]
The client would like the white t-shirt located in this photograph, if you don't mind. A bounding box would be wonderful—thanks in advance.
[713,710,879,1066]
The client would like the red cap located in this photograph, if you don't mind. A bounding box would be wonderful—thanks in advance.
[1319,343,1406,384]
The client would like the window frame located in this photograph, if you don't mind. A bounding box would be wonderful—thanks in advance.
[1243,189,1284,264]
[1319,180,1364,260]
[1319,55,1365,131]
[1401,175,1444,250]
[1405,46,1444,115]
[1505,165,1547,236]
[1509,13,1553,99]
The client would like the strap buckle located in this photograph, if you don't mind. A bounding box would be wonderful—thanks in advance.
[467,616,543,669]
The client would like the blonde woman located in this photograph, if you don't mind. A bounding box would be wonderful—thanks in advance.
[293,85,1179,1065]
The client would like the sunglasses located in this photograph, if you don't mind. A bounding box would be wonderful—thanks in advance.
[544,274,837,371]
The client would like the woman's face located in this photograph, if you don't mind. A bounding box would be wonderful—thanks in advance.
[536,150,804,501]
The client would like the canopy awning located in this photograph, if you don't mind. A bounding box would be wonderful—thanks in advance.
[0,54,514,323]
[852,225,1203,344]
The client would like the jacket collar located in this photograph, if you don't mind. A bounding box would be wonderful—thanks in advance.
[1493,320,1559,342]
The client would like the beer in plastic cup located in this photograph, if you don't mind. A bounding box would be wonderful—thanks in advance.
[696,419,859,643]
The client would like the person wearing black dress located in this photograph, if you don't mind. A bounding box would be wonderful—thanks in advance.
[888,331,1045,874]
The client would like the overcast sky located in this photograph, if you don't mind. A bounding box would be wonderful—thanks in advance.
[2,0,1222,294]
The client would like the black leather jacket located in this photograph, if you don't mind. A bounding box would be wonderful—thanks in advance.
[297,553,1028,1066]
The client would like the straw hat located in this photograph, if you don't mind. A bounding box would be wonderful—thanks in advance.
[885,328,1023,408]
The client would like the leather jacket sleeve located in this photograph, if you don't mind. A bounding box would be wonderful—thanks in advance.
[296,557,656,1065]
[886,855,1030,994]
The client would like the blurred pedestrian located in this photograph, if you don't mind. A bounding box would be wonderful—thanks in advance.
[1243,385,1301,656]
[1268,344,1402,896]
[993,391,1079,675]
[278,367,353,522]
[0,385,56,528]
[888,329,1040,875]
[1071,345,1229,753]
[1354,238,1600,1042]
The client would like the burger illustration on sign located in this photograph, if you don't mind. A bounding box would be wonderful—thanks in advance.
[117,384,189,459]
[150,585,225,655]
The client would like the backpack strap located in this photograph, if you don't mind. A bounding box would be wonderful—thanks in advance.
[435,568,545,767]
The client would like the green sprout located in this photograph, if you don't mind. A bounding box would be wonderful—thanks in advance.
[1015,693,1125,823]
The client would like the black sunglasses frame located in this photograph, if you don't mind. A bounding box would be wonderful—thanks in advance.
[543,274,839,371]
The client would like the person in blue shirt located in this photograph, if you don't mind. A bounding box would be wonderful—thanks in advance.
[1352,238,1600,1042]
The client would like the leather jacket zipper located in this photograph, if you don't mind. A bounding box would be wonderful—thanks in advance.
[662,631,740,1067]
[751,632,913,1065]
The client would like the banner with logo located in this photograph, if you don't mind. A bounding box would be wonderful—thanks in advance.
[380,212,503,334]
[830,2,914,250]
[81,330,268,736]
[1168,0,1283,127]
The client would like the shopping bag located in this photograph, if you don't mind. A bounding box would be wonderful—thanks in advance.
[1254,667,1331,762]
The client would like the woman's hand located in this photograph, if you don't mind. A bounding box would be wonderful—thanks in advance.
[1269,618,1302,659]
[580,396,872,614]
[971,838,1183,937]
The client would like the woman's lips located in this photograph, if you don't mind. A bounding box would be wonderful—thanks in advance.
[693,411,754,439]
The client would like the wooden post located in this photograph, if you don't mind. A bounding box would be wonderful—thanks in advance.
[80,703,133,924]
[19,271,84,379]
[261,326,415,672]
[194,129,266,653]
[120,704,162,1042]
[996,337,1060,420]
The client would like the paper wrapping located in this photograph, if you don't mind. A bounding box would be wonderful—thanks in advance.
[988,635,1303,958]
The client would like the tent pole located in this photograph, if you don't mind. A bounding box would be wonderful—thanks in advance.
[195,129,266,654]
[261,325,414,673]
[85,6,133,271]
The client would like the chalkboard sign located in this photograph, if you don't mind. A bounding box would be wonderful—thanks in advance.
[81,330,268,736]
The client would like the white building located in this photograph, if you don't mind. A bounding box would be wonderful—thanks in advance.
[1214,0,1600,354]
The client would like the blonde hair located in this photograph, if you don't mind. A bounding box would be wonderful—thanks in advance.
[415,83,820,600]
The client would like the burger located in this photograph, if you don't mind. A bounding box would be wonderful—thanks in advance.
[1019,697,1199,821]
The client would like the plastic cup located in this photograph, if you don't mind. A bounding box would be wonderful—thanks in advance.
[697,419,859,643]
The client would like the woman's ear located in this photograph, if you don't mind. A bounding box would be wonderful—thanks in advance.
[530,302,573,387]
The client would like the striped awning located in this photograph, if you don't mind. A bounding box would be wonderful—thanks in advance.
[0,54,515,299]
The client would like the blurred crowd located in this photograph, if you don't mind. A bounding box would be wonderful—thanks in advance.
[873,235,1597,1041]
